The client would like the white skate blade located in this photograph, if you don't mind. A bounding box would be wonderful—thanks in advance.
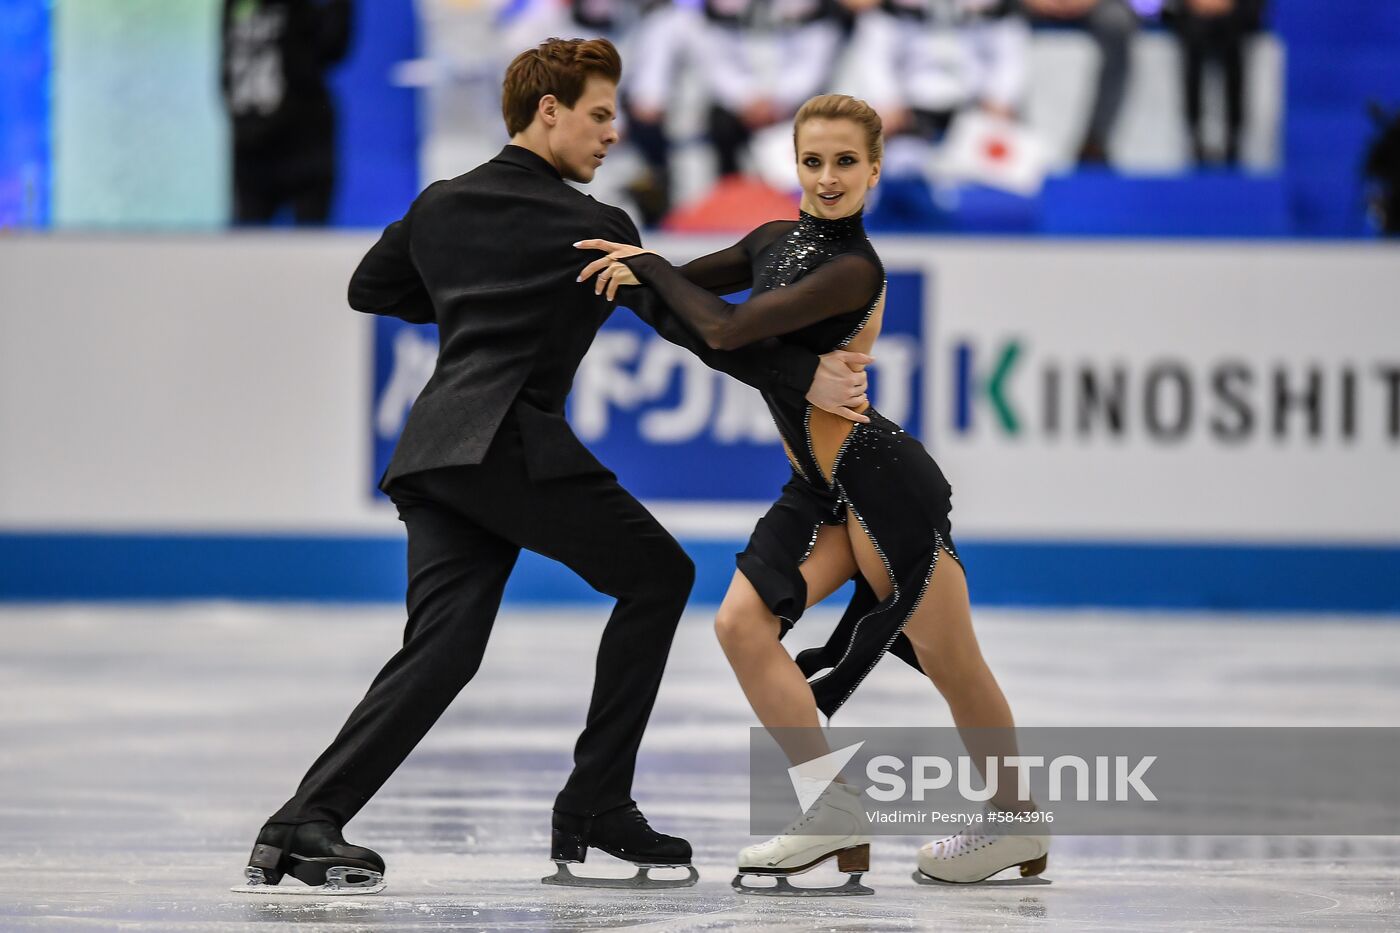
[732,872,873,897]
[230,881,387,896]
[541,861,699,890]
[913,868,1050,887]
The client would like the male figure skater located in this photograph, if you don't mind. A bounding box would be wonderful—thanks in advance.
[237,37,872,894]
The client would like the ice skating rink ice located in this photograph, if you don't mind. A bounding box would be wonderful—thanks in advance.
[2,603,1397,931]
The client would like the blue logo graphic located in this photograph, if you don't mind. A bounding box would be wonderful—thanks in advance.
[372,271,926,500]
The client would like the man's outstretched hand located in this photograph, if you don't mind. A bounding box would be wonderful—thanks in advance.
[807,349,873,424]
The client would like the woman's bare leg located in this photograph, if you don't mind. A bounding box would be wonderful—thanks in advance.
[846,519,1027,811]
[715,525,856,766]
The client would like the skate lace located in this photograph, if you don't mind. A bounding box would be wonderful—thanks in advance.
[767,808,819,843]
[936,825,994,859]
[754,788,843,852]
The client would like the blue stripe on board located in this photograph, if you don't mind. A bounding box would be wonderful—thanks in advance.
[1,533,1398,613]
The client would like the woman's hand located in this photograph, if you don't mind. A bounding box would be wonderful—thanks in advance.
[587,261,639,301]
[574,239,660,293]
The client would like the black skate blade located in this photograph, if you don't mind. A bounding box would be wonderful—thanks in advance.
[912,869,1051,887]
[542,861,699,890]
[732,872,874,897]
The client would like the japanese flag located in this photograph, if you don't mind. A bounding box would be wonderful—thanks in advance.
[938,111,1049,197]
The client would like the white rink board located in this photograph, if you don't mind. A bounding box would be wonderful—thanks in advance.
[892,239,1400,541]
[1,234,1397,544]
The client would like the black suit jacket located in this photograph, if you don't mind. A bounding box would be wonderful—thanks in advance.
[349,145,821,490]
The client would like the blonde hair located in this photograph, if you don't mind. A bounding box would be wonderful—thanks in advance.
[793,94,883,165]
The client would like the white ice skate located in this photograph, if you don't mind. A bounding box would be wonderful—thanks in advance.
[914,805,1049,885]
[732,781,873,896]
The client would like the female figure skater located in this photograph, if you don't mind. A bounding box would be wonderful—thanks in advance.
[577,94,1048,889]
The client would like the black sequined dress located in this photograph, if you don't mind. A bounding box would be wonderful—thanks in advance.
[621,210,960,718]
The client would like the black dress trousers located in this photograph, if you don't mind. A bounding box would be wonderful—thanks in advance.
[270,407,695,826]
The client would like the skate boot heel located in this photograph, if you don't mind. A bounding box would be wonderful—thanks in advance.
[1018,853,1048,877]
[246,833,288,885]
[836,844,870,873]
[247,847,285,884]
[550,828,588,864]
[250,844,283,870]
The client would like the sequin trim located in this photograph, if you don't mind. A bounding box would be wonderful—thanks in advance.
[798,520,824,565]
[829,532,947,714]
[837,278,887,351]
[829,421,860,485]
[784,435,813,485]
[802,404,828,490]
[806,491,898,692]
[807,494,952,717]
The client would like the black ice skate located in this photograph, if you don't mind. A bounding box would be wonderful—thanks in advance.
[542,803,699,889]
[231,821,387,896]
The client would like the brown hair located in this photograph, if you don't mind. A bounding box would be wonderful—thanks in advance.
[793,94,883,165]
[501,38,622,136]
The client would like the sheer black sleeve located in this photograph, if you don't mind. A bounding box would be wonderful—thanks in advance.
[594,207,820,397]
[621,250,882,351]
[676,221,794,295]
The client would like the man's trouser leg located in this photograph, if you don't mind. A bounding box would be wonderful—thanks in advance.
[426,429,696,817]
[269,489,519,827]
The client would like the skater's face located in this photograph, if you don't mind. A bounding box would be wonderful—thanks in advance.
[543,76,620,184]
[794,118,881,220]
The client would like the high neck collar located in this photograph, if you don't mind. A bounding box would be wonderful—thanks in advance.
[796,208,865,240]
[494,144,563,181]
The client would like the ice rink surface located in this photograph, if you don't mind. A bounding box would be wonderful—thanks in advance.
[2,603,1398,931]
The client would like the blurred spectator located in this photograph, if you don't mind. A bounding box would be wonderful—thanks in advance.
[221,0,353,225]
[622,0,698,225]
[571,0,621,32]
[1165,0,1265,167]
[849,0,1030,140]
[1020,0,1138,165]
[493,0,618,57]
[698,0,846,179]
[1366,103,1400,236]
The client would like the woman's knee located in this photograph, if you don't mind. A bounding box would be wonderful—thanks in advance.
[915,639,989,696]
[905,615,984,693]
[714,600,776,654]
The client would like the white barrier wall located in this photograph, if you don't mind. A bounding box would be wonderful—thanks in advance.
[0,234,382,531]
[2,235,1398,547]
[896,239,1400,542]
